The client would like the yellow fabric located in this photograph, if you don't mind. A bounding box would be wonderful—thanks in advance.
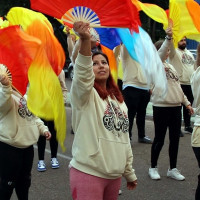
[132,0,168,27]
[0,18,9,28]
[166,0,200,47]
[27,46,66,151]
[132,0,200,47]
[6,7,66,151]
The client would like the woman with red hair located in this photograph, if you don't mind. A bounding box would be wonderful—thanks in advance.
[69,21,137,200]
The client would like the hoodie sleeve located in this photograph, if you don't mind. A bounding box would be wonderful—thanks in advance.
[71,53,95,109]
[123,144,137,182]
[58,70,68,104]
[35,117,49,136]
[0,83,13,113]
[158,39,171,62]
[169,40,176,59]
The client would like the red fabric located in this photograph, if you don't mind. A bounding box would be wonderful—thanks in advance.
[0,26,40,95]
[31,0,140,31]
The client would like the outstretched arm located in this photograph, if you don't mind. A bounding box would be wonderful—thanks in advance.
[73,22,91,56]
[197,43,200,68]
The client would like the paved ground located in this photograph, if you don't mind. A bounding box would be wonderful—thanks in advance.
[10,79,198,199]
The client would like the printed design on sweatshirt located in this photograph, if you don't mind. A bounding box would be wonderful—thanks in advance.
[18,98,33,120]
[181,53,194,65]
[103,101,129,136]
[165,67,179,82]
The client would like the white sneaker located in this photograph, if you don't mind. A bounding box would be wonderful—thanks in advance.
[51,158,59,169]
[167,168,185,181]
[37,160,46,172]
[118,190,122,195]
[148,168,161,180]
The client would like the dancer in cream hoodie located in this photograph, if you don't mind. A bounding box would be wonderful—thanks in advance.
[149,27,193,181]
[69,21,137,200]
[0,64,51,200]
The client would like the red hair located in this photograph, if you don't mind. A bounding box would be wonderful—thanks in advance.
[92,52,124,103]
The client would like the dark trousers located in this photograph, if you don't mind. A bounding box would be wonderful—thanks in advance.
[181,84,194,127]
[192,147,200,200]
[0,142,33,200]
[122,87,150,139]
[37,120,58,160]
[151,106,181,169]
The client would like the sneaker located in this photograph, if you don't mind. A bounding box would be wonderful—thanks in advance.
[138,136,152,144]
[51,158,59,169]
[149,168,161,180]
[167,168,185,181]
[118,189,122,195]
[37,160,46,172]
[184,126,193,134]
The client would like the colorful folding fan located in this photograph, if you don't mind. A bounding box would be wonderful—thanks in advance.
[30,0,140,31]
[132,0,200,47]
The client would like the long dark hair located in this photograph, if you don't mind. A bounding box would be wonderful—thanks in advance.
[92,52,124,103]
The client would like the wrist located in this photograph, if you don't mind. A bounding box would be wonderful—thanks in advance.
[165,36,172,40]
[186,104,191,109]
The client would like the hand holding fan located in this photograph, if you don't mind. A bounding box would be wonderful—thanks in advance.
[0,64,12,86]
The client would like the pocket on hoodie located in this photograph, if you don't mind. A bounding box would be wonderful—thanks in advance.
[89,138,128,175]
[12,125,40,147]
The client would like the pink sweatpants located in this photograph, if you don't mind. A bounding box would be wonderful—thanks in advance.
[70,167,121,200]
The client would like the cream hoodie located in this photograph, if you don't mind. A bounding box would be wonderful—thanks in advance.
[121,45,148,89]
[169,43,195,85]
[70,53,137,182]
[151,39,190,107]
[0,83,49,148]
[191,67,200,147]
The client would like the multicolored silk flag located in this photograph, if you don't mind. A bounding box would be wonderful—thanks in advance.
[0,25,41,95]
[6,7,67,151]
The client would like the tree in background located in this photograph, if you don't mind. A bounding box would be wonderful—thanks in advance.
[0,0,30,16]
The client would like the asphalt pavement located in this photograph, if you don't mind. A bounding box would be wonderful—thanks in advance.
[10,79,198,200]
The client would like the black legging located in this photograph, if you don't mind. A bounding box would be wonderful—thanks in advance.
[0,142,33,200]
[192,147,200,200]
[37,120,58,160]
[181,84,194,127]
[151,106,181,169]
[122,86,150,139]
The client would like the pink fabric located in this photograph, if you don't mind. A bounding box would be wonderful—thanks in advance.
[70,167,121,200]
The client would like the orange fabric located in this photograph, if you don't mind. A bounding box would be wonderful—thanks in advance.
[0,26,41,95]
[186,0,200,32]
[6,7,67,151]
[6,7,65,75]
[101,45,118,83]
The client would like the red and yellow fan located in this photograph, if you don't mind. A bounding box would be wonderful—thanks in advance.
[30,0,140,31]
